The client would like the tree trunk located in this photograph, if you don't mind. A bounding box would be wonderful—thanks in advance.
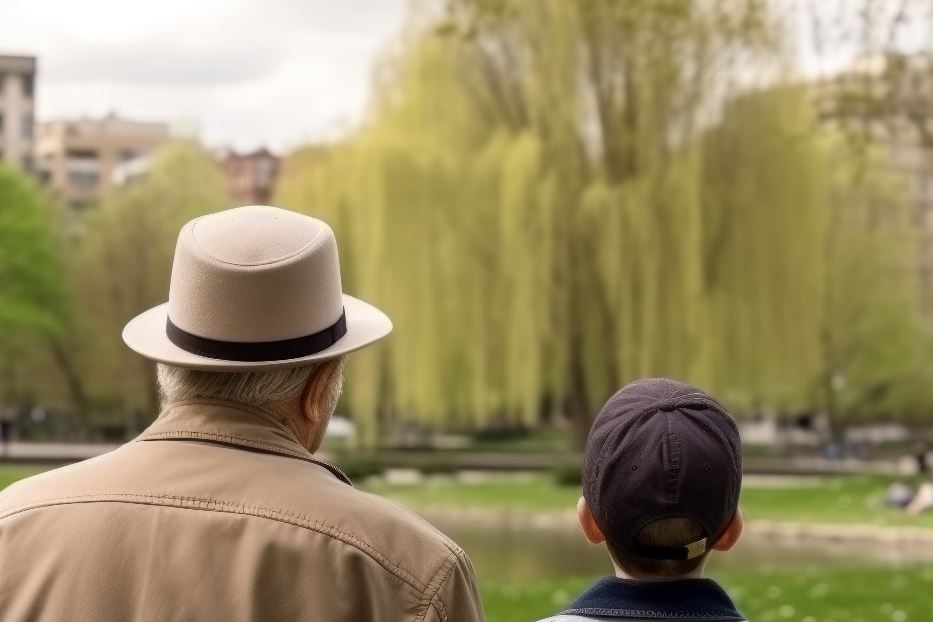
[49,337,89,423]
[566,336,591,450]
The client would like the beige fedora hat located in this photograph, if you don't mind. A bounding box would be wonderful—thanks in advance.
[122,205,392,371]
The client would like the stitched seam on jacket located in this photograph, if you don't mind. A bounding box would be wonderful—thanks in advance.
[417,551,459,622]
[148,398,311,450]
[377,496,464,556]
[430,595,449,622]
[138,431,308,458]
[154,398,300,437]
[0,493,430,593]
[136,435,352,485]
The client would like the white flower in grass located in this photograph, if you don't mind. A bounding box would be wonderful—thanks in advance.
[808,582,829,598]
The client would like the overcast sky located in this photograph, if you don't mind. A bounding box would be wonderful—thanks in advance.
[1,0,409,152]
[2,1,928,154]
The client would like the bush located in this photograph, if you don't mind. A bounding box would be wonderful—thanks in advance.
[417,459,457,476]
[334,456,385,481]
[553,463,583,487]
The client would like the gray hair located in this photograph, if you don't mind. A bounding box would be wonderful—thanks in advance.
[156,360,345,418]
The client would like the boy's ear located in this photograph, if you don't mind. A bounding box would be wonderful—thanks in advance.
[577,496,606,545]
[711,509,743,552]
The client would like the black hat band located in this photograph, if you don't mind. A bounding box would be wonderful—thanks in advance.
[166,308,347,362]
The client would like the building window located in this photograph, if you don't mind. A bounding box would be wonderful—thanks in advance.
[67,149,101,190]
[23,74,34,98]
[69,170,100,189]
[256,158,275,186]
[66,148,99,159]
[22,113,32,139]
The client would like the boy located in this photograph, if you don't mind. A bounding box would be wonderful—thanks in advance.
[539,378,746,622]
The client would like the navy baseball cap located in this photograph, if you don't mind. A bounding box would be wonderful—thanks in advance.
[582,378,742,561]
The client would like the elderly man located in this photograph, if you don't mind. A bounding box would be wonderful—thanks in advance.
[0,206,484,621]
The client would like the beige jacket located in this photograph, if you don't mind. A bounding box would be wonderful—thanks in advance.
[0,400,484,622]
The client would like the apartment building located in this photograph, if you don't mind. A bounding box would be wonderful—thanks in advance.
[0,54,37,171]
[37,114,169,208]
[220,147,280,205]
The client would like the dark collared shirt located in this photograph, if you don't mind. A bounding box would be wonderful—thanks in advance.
[538,576,746,622]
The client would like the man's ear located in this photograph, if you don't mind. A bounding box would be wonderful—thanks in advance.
[577,496,606,545]
[712,508,743,552]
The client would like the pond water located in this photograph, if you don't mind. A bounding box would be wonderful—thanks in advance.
[432,517,933,582]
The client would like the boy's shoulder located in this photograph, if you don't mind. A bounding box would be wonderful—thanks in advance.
[537,576,747,622]
[537,616,647,622]
[539,617,746,622]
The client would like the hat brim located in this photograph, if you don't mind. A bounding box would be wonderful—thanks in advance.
[122,294,392,371]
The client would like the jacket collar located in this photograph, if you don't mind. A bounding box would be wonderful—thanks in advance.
[136,399,352,485]
[561,576,745,620]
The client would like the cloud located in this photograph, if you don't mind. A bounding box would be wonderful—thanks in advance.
[43,34,287,86]
[1,0,410,149]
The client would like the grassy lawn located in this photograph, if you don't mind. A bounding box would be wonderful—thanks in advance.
[740,475,933,529]
[0,464,49,491]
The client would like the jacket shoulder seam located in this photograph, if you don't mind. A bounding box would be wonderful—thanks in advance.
[0,492,433,594]
[416,550,460,622]
[138,431,308,458]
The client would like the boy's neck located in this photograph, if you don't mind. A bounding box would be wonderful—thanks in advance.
[612,561,706,582]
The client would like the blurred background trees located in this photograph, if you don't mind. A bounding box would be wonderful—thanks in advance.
[0,164,68,430]
[2,0,933,447]
[68,141,228,434]
[276,0,933,444]
[0,142,225,439]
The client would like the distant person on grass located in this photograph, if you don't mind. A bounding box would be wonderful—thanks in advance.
[0,206,484,622]
[539,378,746,622]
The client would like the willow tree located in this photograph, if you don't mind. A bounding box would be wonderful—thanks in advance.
[69,141,228,431]
[277,0,792,442]
[698,87,831,412]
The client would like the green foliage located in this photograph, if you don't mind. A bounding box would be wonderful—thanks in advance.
[333,455,386,481]
[553,463,583,487]
[416,458,459,476]
[69,141,229,419]
[819,139,933,423]
[699,87,830,410]
[277,0,786,440]
[0,165,72,415]
[0,165,65,344]
[279,0,932,440]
